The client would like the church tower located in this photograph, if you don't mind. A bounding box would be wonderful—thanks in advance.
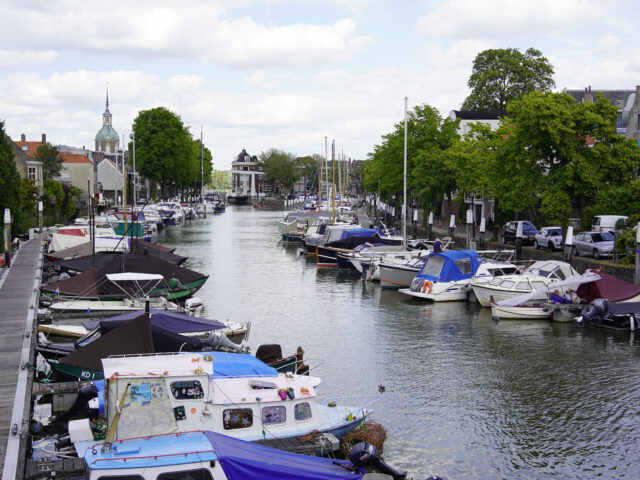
[95,87,119,154]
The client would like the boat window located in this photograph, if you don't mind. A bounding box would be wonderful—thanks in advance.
[531,281,547,290]
[170,380,204,400]
[490,278,503,286]
[421,255,446,277]
[262,406,286,425]
[223,408,253,430]
[97,476,144,480]
[500,280,515,289]
[500,267,519,276]
[515,281,529,290]
[157,468,214,480]
[454,258,473,275]
[294,402,313,421]
[548,268,566,281]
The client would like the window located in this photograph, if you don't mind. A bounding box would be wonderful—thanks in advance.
[223,408,253,430]
[170,380,204,400]
[262,406,286,425]
[157,469,213,480]
[28,166,37,181]
[500,280,515,289]
[515,281,529,290]
[421,255,446,277]
[294,402,312,421]
[454,258,472,275]
[97,476,144,480]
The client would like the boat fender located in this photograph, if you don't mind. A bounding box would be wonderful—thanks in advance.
[421,280,433,294]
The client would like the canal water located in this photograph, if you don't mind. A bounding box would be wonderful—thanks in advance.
[156,206,640,480]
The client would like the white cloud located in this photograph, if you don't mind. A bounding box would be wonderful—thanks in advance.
[417,0,604,38]
[0,2,371,68]
[0,49,56,70]
[244,71,277,90]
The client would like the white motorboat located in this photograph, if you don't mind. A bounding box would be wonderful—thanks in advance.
[70,353,378,456]
[471,260,579,307]
[491,302,554,320]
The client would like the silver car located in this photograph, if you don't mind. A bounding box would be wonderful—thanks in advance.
[572,231,615,259]
[534,226,563,251]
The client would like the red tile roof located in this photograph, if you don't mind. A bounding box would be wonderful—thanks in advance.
[60,152,92,164]
[14,141,43,157]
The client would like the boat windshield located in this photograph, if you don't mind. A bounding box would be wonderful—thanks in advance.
[421,255,446,277]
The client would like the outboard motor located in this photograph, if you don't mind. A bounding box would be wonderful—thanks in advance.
[206,330,249,353]
[576,298,608,327]
[349,442,407,480]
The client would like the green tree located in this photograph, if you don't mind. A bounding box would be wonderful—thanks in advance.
[132,107,193,199]
[491,91,640,224]
[461,48,555,110]
[35,143,62,180]
[0,122,22,237]
[258,149,298,191]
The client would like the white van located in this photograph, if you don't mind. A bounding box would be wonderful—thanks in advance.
[591,215,628,233]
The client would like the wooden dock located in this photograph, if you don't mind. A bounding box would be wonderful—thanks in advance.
[1,238,44,480]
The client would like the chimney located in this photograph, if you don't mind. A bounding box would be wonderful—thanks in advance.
[41,133,46,144]
[20,133,25,142]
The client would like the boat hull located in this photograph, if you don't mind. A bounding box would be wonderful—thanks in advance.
[491,304,553,320]
[399,285,470,302]
[379,264,419,289]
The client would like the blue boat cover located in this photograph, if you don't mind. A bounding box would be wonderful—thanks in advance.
[338,228,383,240]
[208,351,279,378]
[415,250,480,282]
[83,309,227,333]
[204,431,363,480]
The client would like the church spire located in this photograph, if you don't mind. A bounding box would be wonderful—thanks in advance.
[102,84,112,127]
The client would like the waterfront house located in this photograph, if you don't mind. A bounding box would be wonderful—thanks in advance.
[10,134,45,194]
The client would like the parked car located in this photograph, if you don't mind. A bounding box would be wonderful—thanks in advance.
[500,221,538,245]
[591,215,627,234]
[572,231,615,259]
[534,226,563,251]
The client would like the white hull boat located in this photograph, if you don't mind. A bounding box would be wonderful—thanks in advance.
[491,303,553,320]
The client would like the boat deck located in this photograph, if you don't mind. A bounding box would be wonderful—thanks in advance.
[0,237,44,480]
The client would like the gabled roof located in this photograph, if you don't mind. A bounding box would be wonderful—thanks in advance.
[60,152,92,164]
[5,135,41,165]
[14,140,44,157]
[451,110,508,121]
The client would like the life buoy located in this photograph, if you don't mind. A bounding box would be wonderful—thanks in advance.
[421,280,433,294]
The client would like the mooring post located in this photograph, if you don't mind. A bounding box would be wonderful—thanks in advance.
[38,201,43,232]
[564,226,574,264]
[3,208,11,268]
[466,209,473,249]
[515,220,523,260]
[479,217,486,250]
[449,214,456,242]
[427,211,433,241]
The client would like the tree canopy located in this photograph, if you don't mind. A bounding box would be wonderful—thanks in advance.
[0,122,22,236]
[35,142,62,180]
[258,148,299,190]
[132,107,211,199]
[461,48,555,110]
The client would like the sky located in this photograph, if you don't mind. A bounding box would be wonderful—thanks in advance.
[1,0,639,170]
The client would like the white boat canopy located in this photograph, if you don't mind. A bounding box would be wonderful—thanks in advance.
[497,272,602,307]
[106,273,165,282]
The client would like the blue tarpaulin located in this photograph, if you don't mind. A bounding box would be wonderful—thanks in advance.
[338,228,382,240]
[208,351,279,378]
[204,430,363,480]
[415,250,480,282]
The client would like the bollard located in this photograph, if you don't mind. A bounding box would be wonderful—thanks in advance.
[515,220,523,259]
[38,200,43,232]
[466,209,473,249]
[449,214,456,241]
[3,209,11,268]
[427,211,433,241]
[564,226,574,264]
[479,217,486,250]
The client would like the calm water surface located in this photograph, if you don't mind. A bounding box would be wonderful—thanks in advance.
[156,206,640,480]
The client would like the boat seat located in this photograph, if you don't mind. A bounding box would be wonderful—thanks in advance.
[255,344,283,363]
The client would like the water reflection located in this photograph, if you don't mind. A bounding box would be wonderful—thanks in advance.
[155,207,640,479]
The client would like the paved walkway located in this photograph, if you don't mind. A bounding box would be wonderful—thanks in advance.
[0,237,43,480]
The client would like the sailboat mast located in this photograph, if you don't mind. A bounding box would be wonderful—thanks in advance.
[331,140,336,224]
[324,136,328,208]
[403,96,408,248]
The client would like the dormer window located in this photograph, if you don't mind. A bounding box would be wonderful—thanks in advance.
[22,146,28,151]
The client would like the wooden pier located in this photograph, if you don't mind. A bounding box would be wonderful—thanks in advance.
[1,237,44,480]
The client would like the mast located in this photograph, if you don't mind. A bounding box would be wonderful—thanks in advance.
[331,140,336,224]
[324,136,328,208]
[122,134,127,233]
[403,96,408,248]
[132,132,136,207]
[200,126,206,217]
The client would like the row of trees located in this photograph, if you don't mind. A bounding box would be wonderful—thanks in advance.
[363,48,640,231]
[132,107,212,200]
[257,149,320,194]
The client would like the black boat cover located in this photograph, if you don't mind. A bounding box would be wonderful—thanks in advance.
[41,254,207,298]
